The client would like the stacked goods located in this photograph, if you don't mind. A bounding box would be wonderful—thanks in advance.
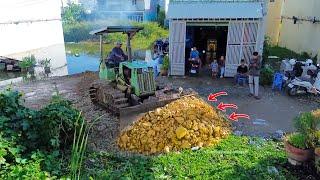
[117,96,231,154]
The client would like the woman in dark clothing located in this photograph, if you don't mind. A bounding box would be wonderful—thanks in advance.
[218,55,225,78]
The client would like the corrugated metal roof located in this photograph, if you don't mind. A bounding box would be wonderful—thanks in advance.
[167,2,263,19]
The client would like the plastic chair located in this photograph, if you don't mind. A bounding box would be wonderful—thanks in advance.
[272,72,283,92]
[236,74,248,85]
[237,77,247,85]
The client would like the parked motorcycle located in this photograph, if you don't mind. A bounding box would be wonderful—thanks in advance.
[281,59,317,88]
[189,58,200,76]
[287,64,320,96]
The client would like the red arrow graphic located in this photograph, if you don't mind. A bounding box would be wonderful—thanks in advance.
[208,91,228,102]
[217,102,238,112]
[228,112,250,121]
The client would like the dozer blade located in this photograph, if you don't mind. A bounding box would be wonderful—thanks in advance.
[118,94,197,131]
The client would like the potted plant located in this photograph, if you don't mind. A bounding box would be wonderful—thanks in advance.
[20,55,36,73]
[312,109,320,173]
[315,133,320,173]
[285,133,313,164]
[161,55,169,76]
[39,58,51,74]
[284,111,319,165]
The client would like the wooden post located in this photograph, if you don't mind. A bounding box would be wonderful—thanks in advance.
[127,33,132,62]
[99,35,103,61]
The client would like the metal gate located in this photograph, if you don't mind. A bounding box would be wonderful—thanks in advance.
[225,21,259,77]
[169,20,186,76]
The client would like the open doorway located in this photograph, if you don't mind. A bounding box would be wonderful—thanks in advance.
[185,26,228,73]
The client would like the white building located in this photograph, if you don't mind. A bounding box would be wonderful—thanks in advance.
[0,0,67,77]
[167,0,268,77]
[62,0,158,22]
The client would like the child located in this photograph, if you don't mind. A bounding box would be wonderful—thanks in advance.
[210,60,219,78]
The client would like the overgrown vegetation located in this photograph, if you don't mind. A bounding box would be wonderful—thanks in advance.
[287,133,308,149]
[19,55,36,69]
[162,55,170,71]
[0,89,85,178]
[62,3,87,24]
[64,21,168,56]
[63,18,168,58]
[287,111,320,150]
[263,37,318,69]
[83,136,295,179]
[260,66,275,86]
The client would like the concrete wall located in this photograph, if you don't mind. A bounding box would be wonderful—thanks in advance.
[279,0,320,61]
[265,0,283,44]
[266,0,320,62]
[0,0,67,76]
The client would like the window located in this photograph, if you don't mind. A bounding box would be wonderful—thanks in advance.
[132,0,137,5]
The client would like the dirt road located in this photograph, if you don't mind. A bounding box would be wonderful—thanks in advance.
[158,75,319,138]
[1,72,319,152]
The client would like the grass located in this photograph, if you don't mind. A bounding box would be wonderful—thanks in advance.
[267,46,314,60]
[83,136,295,179]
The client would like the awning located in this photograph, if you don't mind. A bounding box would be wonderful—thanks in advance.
[167,1,263,20]
[90,26,144,35]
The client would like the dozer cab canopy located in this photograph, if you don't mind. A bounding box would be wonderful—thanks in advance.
[90,26,144,62]
[90,26,144,35]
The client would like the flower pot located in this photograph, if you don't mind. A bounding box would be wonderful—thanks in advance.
[284,140,313,165]
[44,67,51,74]
[161,69,168,76]
[315,148,320,173]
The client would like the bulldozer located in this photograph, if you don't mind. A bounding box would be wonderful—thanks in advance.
[88,26,196,130]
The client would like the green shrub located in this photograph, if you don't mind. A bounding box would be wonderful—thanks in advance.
[260,66,274,86]
[287,133,308,149]
[19,55,36,69]
[263,38,318,69]
[0,89,85,177]
[62,3,86,24]
[0,90,40,150]
[63,22,95,42]
[162,55,169,70]
[294,112,320,148]
[39,95,84,151]
[0,134,51,179]
[156,7,166,28]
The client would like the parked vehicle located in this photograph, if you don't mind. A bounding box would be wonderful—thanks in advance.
[281,59,297,87]
[287,64,320,96]
[189,59,200,76]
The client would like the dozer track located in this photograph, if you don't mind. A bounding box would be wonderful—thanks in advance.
[89,80,130,115]
[90,80,198,130]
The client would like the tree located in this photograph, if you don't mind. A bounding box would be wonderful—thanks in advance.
[62,3,86,24]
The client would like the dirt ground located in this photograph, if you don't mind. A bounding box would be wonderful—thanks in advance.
[1,72,319,152]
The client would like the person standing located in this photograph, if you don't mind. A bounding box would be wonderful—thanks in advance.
[218,55,225,78]
[248,52,262,99]
[189,47,201,68]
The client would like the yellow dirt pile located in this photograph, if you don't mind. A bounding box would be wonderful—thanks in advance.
[117,96,231,154]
